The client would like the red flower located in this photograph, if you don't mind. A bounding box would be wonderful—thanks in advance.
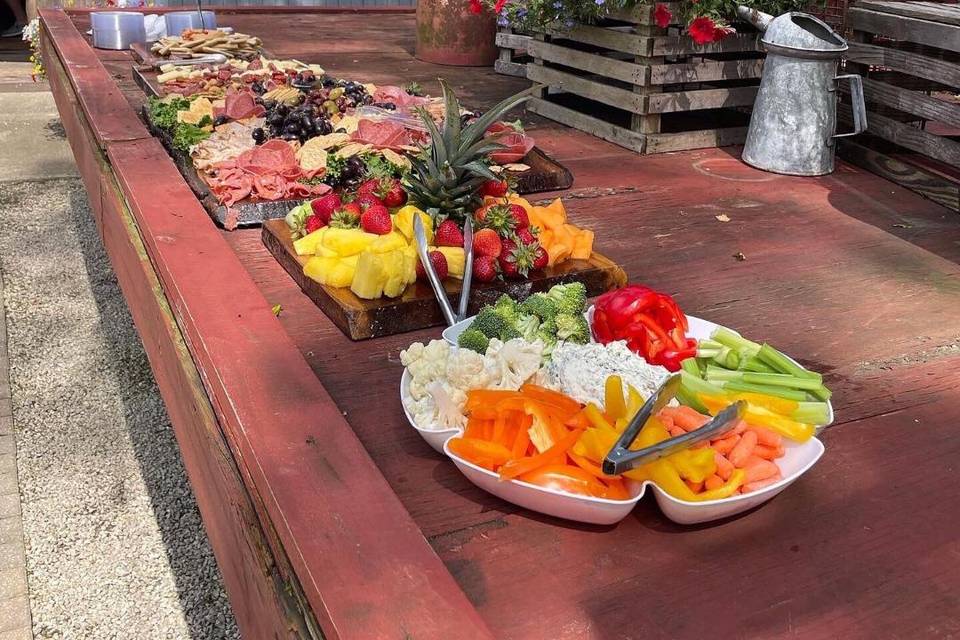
[653,3,672,28]
[469,0,483,13]
[688,16,719,44]
[713,23,735,40]
[494,0,507,12]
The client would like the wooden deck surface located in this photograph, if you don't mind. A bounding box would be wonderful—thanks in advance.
[51,8,960,639]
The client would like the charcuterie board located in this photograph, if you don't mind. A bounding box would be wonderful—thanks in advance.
[260,219,626,340]
[134,66,573,229]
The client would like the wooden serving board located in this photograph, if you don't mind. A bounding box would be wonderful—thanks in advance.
[133,66,573,228]
[261,218,626,340]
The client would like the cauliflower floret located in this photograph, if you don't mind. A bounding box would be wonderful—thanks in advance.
[446,347,494,391]
[491,338,544,390]
[401,340,450,399]
[427,381,467,430]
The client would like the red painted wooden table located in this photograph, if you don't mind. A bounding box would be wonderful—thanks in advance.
[41,8,960,639]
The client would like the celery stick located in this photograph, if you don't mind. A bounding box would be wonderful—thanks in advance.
[676,386,708,414]
[723,380,808,402]
[757,343,811,378]
[743,356,776,374]
[808,385,832,401]
[711,347,739,369]
[680,371,725,397]
[711,327,761,356]
[704,365,739,382]
[680,357,702,377]
[697,348,721,359]
[792,402,830,425]
[741,372,823,391]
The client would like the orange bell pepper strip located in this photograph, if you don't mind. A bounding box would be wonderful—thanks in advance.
[519,384,583,415]
[568,451,621,480]
[601,477,630,500]
[511,418,531,459]
[517,463,609,498]
[448,437,513,471]
[499,428,584,481]
[565,409,592,430]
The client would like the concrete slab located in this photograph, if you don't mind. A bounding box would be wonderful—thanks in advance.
[0,92,78,182]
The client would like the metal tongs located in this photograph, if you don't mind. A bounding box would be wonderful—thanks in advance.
[602,375,746,475]
[414,215,473,326]
[154,53,228,69]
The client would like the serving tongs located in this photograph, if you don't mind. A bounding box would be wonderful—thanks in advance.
[414,216,474,326]
[602,375,746,475]
[153,52,228,68]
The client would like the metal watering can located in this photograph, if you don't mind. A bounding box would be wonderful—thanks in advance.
[738,6,867,176]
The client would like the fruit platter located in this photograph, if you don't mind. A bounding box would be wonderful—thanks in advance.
[261,83,625,339]
[136,53,573,228]
[400,283,833,525]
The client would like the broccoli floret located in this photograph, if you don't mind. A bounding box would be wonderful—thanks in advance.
[519,293,558,322]
[493,294,520,323]
[499,325,523,342]
[457,328,490,354]
[556,312,590,344]
[538,317,558,338]
[546,282,587,315]
[470,307,510,339]
[515,313,540,342]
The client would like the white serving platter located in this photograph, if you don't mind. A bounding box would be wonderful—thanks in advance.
[400,368,460,454]
[445,435,824,525]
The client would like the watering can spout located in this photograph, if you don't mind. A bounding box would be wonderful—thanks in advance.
[736,5,774,31]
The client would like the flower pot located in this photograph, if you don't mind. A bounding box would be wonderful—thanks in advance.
[415,0,498,67]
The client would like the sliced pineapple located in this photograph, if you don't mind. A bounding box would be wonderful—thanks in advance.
[293,228,328,256]
[303,255,357,288]
[322,228,379,256]
[392,206,433,244]
[433,246,465,279]
[369,232,409,254]
[350,251,386,299]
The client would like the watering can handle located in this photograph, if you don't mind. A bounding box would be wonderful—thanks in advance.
[833,74,867,139]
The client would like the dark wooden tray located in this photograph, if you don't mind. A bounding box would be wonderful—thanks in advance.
[133,65,573,229]
[261,218,626,340]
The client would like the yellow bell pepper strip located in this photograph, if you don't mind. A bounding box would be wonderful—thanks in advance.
[572,424,619,463]
[647,459,698,501]
[669,448,717,484]
[626,385,644,420]
[605,375,627,421]
[583,402,614,432]
[724,391,798,416]
[689,469,745,501]
[700,394,814,442]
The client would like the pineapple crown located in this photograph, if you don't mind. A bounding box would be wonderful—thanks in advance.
[403,79,535,222]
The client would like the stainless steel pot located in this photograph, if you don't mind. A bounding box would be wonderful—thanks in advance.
[164,11,217,37]
[90,12,146,50]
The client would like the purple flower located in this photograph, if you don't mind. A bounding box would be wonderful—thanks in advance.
[552,1,563,8]
[595,0,604,4]
[564,18,575,27]
[498,15,510,25]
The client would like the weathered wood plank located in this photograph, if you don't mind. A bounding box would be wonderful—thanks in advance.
[855,0,960,26]
[527,97,647,152]
[848,7,960,53]
[651,32,760,56]
[645,126,748,152]
[839,138,960,211]
[544,23,652,56]
[649,58,764,84]
[861,77,960,128]
[605,2,679,25]
[526,63,648,113]
[842,103,960,166]
[494,31,532,50]
[526,39,650,85]
[846,41,960,88]
[646,85,759,113]
[494,59,528,77]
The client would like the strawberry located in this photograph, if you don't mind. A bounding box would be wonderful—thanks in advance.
[416,250,448,282]
[305,214,325,234]
[434,220,464,247]
[472,255,499,283]
[532,245,549,270]
[310,193,342,225]
[341,202,362,217]
[515,227,537,246]
[509,204,529,229]
[475,203,517,236]
[479,179,509,197]
[498,238,537,279]
[380,178,408,208]
[354,192,383,212]
[360,204,392,235]
[356,178,381,199]
[473,228,503,258]
[330,203,362,229]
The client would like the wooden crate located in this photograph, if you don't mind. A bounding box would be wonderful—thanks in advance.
[523,3,765,154]
[495,28,533,77]
[842,0,960,212]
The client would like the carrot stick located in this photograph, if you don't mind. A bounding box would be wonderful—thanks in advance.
[742,471,783,494]
[499,429,584,481]
[753,443,786,460]
[714,452,734,481]
[729,430,758,467]
[668,424,686,438]
[749,426,783,447]
[743,458,780,483]
[704,474,724,491]
[712,434,740,455]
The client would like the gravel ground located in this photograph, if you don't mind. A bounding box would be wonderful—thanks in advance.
[0,179,240,640]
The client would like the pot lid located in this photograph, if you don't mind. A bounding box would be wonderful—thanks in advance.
[761,12,847,56]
